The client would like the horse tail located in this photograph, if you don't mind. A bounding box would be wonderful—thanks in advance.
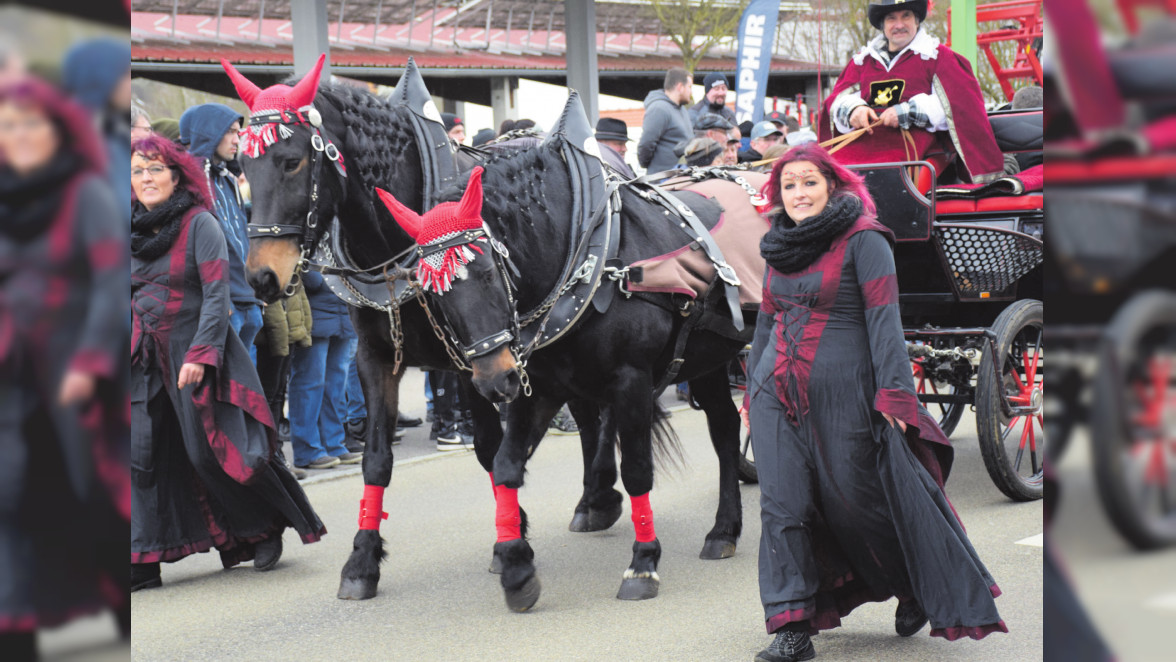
[649,401,686,476]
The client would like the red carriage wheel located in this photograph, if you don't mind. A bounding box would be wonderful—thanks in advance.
[1092,291,1176,550]
[911,358,968,438]
[977,299,1045,501]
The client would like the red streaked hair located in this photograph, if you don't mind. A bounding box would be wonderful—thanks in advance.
[765,142,877,221]
[0,75,105,174]
[131,134,213,211]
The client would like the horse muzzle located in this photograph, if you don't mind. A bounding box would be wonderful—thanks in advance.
[471,347,522,404]
[247,266,284,304]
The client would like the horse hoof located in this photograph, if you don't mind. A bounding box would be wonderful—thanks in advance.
[616,576,659,601]
[489,553,504,574]
[699,539,736,560]
[568,505,623,532]
[337,577,378,600]
[504,575,541,612]
[568,512,592,532]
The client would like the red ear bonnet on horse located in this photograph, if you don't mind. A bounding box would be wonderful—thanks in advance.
[374,167,488,294]
[221,54,328,158]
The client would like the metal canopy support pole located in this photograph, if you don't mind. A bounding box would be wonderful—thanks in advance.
[374,0,384,44]
[484,0,494,49]
[490,76,519,129]
[291,0,332,78]
[336,0,347,43]
[429,0,438,49]
[564,0,599,123]
[258,0,266,41]
[952,0,978,66]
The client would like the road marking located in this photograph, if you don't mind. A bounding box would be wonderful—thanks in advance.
[1015,533,1043,547]
[1145,593,1176,610]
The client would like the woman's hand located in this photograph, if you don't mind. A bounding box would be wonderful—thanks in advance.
[882,413,907,434]
[177,362,205,390]
[58,370,95,405]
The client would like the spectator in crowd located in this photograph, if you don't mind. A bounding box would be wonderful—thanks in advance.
[724,127,742,165]
[255,280,313,480]
[638,67,694,174]
[739,120,784,163]
[471,127,496,147]
[428,371,474,451]
[132,105,152,141]
[680,137,724,168]
[594,116,636,178]
[441,112,466,145]
[764,109,789,131]
[758,143,790,169]
[498,118,517,135]
[0,76,130,658]
[820,0,1004,183]
[130,134,324,591]
[179,103,263,360]
[738,120,754,150]
[694,112,734,145]
[0,36,25,86]
[287,269,364,470]
[151,117,183,145]
[689,72,737,126]
[62,37,132,225]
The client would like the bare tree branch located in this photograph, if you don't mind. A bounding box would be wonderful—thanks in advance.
[649,0,750,75]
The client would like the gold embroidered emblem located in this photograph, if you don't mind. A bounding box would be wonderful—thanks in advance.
[869,79,906,107]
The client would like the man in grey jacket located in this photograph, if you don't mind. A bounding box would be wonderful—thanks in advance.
[637,67,693,175]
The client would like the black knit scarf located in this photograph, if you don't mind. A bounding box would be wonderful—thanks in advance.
[131,189,197,261]
[760,194,863,274]
[0,150,82,242]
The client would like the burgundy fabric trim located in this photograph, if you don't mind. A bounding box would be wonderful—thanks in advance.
[154,209,201,371]
[89,238,124,270]
[131,538,216,564]
[875,388,920,428]
[765,576,891,635]
[193,382,255,484]
[224,376,276,429]
[82,399,132,521]
[46,177,81,263]
[861,273,898,309]
[198,257,227,284]
[930,620,1009,641]
[183,344,221,368]
[68,348,116,379]
[0,603,105,634]
[990,583,1002,599]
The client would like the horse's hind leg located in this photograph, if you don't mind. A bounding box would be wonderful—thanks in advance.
[568,400,623,532]
[614,372,662,601]
[339,312,398,600]
[492,392,561,612]
[687,368,743,560]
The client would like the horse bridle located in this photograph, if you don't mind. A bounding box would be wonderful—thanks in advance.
[412,224,531,389]
[243,106,345,296]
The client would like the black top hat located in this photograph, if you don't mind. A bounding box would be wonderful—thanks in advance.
[868,0,928,30]
[595,116,631,142]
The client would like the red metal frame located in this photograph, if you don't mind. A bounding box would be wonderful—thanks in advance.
[948,1,1044,102]
[1116,0,1176,35]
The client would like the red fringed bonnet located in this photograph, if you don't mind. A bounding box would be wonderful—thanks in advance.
[220,54,326,158]
[375,167,488,293]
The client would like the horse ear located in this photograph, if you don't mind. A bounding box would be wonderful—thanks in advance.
[374,187,424,242]
[289,53,327,109]
[221,59,262,109]
[457,167,484,222]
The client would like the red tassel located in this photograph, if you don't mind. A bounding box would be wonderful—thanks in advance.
[630,493,656,543]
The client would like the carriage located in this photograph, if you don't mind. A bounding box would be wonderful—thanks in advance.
[737,106,1046,503]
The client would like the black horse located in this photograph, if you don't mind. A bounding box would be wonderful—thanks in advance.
[377,94,759,609]
[221,58,625,601]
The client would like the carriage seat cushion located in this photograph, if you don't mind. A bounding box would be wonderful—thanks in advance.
[936,193,1042,215]
[988,109,1043,153]
[1109,44,1176,101]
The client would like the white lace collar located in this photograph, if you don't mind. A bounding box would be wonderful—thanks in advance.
[853,27,940,68]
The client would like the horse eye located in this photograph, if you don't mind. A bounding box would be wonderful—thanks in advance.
[284,159,302,173]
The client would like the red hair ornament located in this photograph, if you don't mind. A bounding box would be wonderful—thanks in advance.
[375,167,489,295]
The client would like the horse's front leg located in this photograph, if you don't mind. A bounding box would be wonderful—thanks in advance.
[568,400,623,532]
[613,369,662,601]
[338,309,400,600]
[686,368,743,560]
[492,391,562,612]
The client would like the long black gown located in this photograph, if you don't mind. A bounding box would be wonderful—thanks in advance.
[131,205,324,567]
[748,215,1006,640]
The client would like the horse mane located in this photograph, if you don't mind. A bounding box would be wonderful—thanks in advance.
[441,136,570,248]
[289,77,422,200]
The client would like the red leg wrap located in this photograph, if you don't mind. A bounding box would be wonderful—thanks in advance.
[358,485,389,531]
[631,492,656,543]
[493,482,522,542]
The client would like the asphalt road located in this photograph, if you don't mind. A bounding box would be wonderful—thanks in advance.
[129,404,1043,662]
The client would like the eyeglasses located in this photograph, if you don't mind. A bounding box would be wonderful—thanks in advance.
[132,166,171,178]
[0,118,50,134]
